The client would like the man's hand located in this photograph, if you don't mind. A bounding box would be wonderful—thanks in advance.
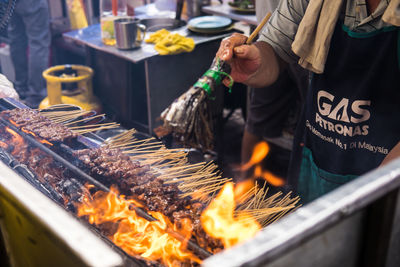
[216,33,283,88]
[216,33,261,84]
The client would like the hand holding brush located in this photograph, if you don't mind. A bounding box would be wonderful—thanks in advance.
[156,13,271,151]
[217,12,273,87]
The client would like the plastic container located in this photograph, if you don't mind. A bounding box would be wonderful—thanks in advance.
[100,0,127,45]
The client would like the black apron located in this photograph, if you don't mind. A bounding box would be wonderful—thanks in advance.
[292,22,400,203]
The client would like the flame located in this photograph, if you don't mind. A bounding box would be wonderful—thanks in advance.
[39,139,53,146]
[5,127,25,155]
[77,187,200,266]
[240,141,285,187]
[85,183,95,190]
[9,119,19,127]
[234,179,255,201]
[201,182,260,248]
[5,127,22,142]
[254,165,284,187]
[21,128,53,146]
[241,141,269,171]
[0,141,8,149]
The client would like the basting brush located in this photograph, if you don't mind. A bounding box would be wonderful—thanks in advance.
[155,12,272,151]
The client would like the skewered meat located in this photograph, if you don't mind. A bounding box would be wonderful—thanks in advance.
[75,145,224,252]
[75,146,189,215]
[0,107,224,261]
[0,108,224,254]
[1,108,77,142]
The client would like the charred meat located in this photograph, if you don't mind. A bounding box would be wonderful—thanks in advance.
[1,108,77,142]
[75,145,224,252]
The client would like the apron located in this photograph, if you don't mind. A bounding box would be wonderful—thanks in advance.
[292,22,400,204]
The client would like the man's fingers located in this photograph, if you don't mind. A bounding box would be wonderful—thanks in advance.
[216,33,248,61]
[223,77,233,87]
[233,44,259,60]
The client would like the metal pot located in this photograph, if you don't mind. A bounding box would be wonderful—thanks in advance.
[138,18,186,32]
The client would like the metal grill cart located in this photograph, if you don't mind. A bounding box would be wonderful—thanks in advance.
[204,158,400,267]
[0,161,124,267]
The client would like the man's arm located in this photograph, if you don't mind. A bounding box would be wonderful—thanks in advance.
[215,0,308,87]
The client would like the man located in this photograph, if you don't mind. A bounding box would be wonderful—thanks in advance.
[240,0,308,183]
[218,0,400,203]
[8,0,50,107]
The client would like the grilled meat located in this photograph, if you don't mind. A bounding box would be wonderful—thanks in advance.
[75,145,224,252]
[1,108,77,142]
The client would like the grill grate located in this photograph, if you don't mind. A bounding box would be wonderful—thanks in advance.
[0,98,212,265]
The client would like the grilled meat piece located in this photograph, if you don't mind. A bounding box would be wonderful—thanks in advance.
[75,145,225,253]
[1,108,77,142]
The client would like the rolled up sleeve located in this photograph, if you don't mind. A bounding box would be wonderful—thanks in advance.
[258,0,308,63]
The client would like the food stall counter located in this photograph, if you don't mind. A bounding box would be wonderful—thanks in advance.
[63,24,233,135]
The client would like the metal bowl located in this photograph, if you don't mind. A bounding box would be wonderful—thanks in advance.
[139,18,186,32]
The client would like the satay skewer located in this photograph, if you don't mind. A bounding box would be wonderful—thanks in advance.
[246,12,272,44]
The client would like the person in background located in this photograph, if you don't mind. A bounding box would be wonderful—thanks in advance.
[8,0,50,108]
[219,0,400,203]
[240,0,308,183]
[0,73,19,100]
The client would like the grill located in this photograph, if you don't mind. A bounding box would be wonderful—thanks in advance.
[0,98,157,266]
[0,97,399,267]
[0,97,222,266]
[204,160,400,267]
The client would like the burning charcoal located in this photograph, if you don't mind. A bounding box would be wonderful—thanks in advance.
[59,178,85,202]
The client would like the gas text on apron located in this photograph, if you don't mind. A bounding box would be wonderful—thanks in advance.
[294,22,400,204]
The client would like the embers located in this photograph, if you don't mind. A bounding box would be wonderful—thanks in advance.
[0,124,87,212]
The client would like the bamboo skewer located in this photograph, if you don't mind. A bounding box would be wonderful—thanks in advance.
[69,122,119,129]
[64,114,105,125]
[73,125,120,134]
[246,12,272,44]
[39,106,301,229]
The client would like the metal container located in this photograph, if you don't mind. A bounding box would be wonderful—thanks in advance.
[139,18,186,32]
[0,161,124,267]
[186,0,211,18]
[114,18,146,50]
[204,158,400,267]
[0,97,399,266]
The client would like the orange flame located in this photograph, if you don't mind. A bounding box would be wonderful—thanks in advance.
[241,141,285,187]
[0,140,8,149]
[5,127,25,155]
[5,127,22,142]
[21,128,53,146]
[241,141,269,171]
[201,182,261,248]
[234,179,255,201]
[254,165,284,187]
[77,187,200,266]
[39,139,54,146]
[9,119,19,127]
[85,183,95,190]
